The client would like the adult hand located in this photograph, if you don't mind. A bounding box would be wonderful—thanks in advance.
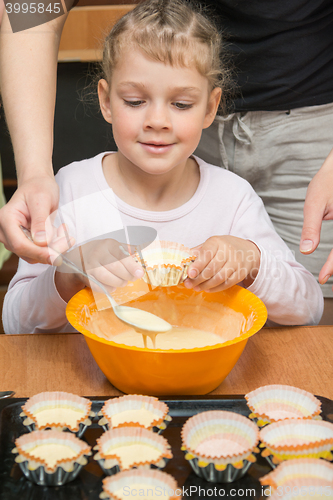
[184,235,261,292]
[300,149,333,286]
[0,174,60,264]
[0,11,68,264]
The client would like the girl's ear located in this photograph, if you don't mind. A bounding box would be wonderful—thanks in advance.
[98,79,112,124]
[203,87,222,129]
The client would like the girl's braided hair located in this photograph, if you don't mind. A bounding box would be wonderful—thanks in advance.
[101,0,234,113]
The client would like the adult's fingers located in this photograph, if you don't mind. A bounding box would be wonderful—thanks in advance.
[300,150,333,254]
[29,186,59,246]
[0,175,59,263]
[0,215,52,264]
[300,183,324,254]
[318,248,333,286]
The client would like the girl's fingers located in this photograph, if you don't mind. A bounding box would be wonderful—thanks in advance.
[48,235,75,266]
[104,257,141,282]
[187,256,226,287]
[200,269,244,293]
[82,240,144,281]
[187,240,220,282]
[105,240,144,279]
[122,254,145,279]
[203,279,236,293]
[90,266,128,290]
[192,265,236,291]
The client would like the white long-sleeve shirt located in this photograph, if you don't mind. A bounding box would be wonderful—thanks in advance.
[3,153,323,334]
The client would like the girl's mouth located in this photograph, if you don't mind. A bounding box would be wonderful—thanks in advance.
[140,142,174,154]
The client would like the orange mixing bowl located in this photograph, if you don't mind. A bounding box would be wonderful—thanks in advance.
[66,284,267,396]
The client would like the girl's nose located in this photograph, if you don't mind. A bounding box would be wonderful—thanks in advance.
[143,104,171,130]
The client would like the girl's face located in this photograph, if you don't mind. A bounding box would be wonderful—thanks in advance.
[98,46,221,177]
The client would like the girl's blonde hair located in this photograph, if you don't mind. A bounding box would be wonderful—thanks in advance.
[101,0,233,112]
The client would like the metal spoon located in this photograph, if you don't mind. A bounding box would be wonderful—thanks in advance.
[0,391,15,399]
[20,226,172,334]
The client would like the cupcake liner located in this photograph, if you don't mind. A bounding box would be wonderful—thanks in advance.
[21,392,94,437]
[98,395,171,433]
[269,478,333,500]
[181,411,259,483]
[260,458,333,489]
[259,418,333,466]
[136,240,196,287]
[12,430,92,486]
[94,427,172,475]
[245,385,321,426]
[100,469,181,500]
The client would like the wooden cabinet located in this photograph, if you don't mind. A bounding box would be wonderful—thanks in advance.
[59,4,135,61]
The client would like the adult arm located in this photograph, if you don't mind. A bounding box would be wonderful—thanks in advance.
[300,149,333,287]
[0,10,67,263]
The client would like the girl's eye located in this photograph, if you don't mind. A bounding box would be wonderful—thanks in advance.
[173,102,193,110]
[123,100,144,107]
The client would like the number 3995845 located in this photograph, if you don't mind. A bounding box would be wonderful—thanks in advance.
[5,3,61,14]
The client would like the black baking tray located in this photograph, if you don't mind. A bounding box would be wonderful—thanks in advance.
[1,395,333,500]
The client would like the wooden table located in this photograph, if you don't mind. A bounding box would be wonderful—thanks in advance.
[1,326,333,399]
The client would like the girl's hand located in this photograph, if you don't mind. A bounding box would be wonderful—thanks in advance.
[55,237,144,302]
[184,236,261,292]
[76,238,144,293]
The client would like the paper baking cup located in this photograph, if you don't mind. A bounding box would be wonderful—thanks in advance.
[181,411,259,483]
[136,240,196,287]
[259,418,333,466]
[21,391,94,437]
[100,469,181,500]
[98,395,171,433]
[245,385,321,426]
[94,427,172,475]
[260,458,333,489]
[12,430,92,486]
[269,478,333,500]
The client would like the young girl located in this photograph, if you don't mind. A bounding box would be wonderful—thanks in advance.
[3,0,323,334]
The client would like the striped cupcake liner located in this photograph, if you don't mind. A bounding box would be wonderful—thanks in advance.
[100,469,181,500]
[21,391,94,437]
[181,411,259,483]
[245,385,321,427]
[98,395,171,433]
[94,427,172,475]
[259,418,333,467]
[136,240,196,287]
[260,458,333,489]
[13,430,92,486]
